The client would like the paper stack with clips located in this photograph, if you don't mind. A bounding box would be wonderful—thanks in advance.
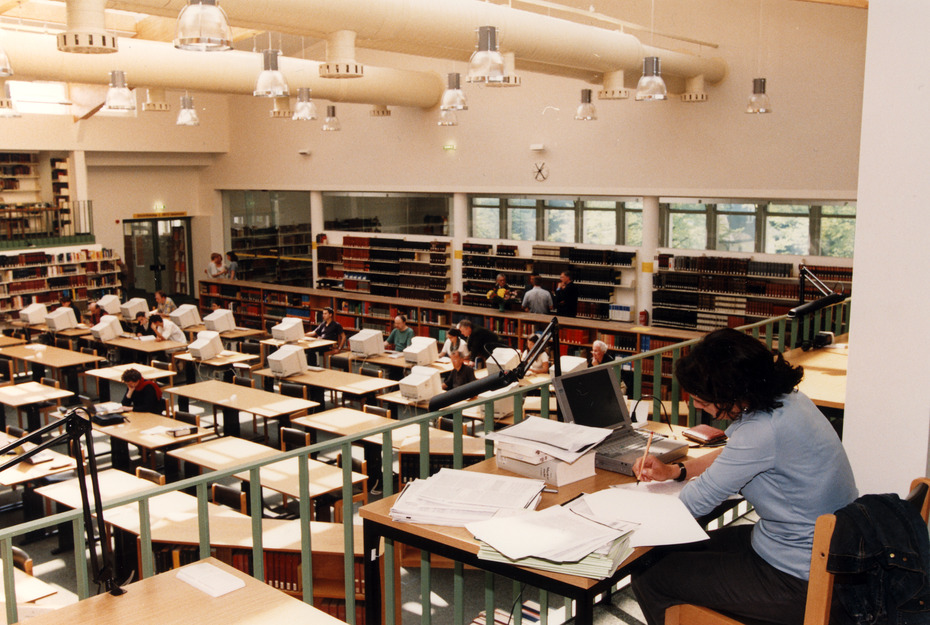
[487,416,611,486]
[389,468,546,526]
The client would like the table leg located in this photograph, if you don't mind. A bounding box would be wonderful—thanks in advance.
[30,362,45,383]
[98,381,111,402]
[63,366,80,397]
[25,405,41,433]
[221,406,241,438]
[110,439,131,473]
[363,519,383,625]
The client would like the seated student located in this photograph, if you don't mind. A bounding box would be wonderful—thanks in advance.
[120,368,165,414]
[457,319,499,369]
[58,294,74,310]
[148,314,186,345]
[131,311,154,337]
[152,290,177,315]
[84,301,104,326]
[439,326,469,359]
[523,334,550,374]
[384,314,415,352]
[306,306,346,350]
[588,340,614,367]
[442,351,477,391]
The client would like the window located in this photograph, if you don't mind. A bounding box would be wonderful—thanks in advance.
[765,204,810,255]
[582,204,617,245]
[625,200,643,247]
[544,200,575,242]
[819,203,856,258]
[471,198,501,239]
[322,192,452,235]
[715,203,756,253]
[666,203,708,250]
[507,199,537,240]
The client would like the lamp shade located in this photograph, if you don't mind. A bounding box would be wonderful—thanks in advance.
[322,105,340,131]
[254,49,288,97]
[0,44,12,77]
[175,0,232,51]
[437,109,458,126]
[574,88,597,121]
[176,93,200,126]
[466,26,504,84]
[292,88,318,121]
[746,78,772,114]
[635,56,667,101]
[105,70,136,111]
[440,73,467,111]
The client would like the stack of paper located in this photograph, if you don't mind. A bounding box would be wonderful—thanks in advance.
[487,416,612,463]
[389,468,545,526]
[468,505,635,579]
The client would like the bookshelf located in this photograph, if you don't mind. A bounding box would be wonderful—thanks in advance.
[166,225,190,297]
[652,254,853,331]
[50,156,71,208]
[0,248,122,314]
[0,152,40,204]
[230,223,314,286]
[316,236,451,304]
[461,242,636,321]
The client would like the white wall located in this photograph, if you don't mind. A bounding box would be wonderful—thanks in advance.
[844,0,930,495]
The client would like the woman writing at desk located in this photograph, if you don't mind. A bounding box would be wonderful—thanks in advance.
[631,328,857,625]
[120,368,165,415]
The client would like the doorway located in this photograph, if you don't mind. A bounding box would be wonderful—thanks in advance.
[122,217,194,301]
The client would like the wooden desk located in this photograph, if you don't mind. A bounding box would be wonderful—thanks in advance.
[0,432,76,487]
[782,336,849,409]
[253,367,398,406]
[260,337,335,366]
[92,411,210,473]
[0,560,58,605]
[164,380,318,439]
[0,344,103,395]
[184,325,266,342]
[0,335,25,348]
[36,467,154,509]
[0,381,74,431]
[84,363,176,402]
[104,336,188,363]
[19,557,346,625]
[27,323,92,339]
[166,437,365,514]
[173,349,259,385]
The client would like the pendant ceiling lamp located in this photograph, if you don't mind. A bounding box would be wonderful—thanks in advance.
[0,43,12,77]
[321,105,340,131]
[440,73,467,111]
[437,109,458,126]
[174,0,232,51]
[176,92,200,126]
[292,88,318,121]
[635,0,667,102]
[105,70,135,111]
[746,1,772,114]
[574,89,596,121]
[254,49,288,97]
[466,26,504,84]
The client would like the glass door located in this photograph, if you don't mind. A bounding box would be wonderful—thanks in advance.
[122,217,193,301]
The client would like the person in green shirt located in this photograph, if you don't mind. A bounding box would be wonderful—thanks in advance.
[384,314,415,352]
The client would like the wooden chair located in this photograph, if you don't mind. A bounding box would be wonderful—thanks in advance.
[211,483,247,515]
[280,426,312,452]
[150,359,175,388]
[232,341,263,378]
[11,546,33,576]
[78,346,100,397]
[135,466,166,486]
[358,364,383,378]
[5,425,26,439]
[331,452,369,524]
[279,381,307,400]
[436,415,476,437]
[665,477,930,625]
[54,337,73,351]
[0,357,14,387]
[362,404,391,418]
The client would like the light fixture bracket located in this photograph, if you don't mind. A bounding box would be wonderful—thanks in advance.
[319,62,364,78]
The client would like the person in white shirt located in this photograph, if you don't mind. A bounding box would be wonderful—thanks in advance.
[523,334,550,374]
[439,326,469,359]
[148,314,186,344]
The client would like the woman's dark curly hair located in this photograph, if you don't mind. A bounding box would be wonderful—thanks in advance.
[674,328,803,418]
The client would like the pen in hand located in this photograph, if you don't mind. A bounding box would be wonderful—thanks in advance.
[636,431,655,486]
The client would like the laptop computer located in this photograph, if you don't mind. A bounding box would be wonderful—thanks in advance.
[80,396,126,426]
[552,366,688,476]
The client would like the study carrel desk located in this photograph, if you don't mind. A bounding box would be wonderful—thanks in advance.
[782,334,849,410]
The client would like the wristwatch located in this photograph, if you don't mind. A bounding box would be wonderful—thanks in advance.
[673,462,687,482]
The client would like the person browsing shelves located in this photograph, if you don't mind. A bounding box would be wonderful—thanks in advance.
[385,314,415,352]
[442,351,477,391]
[306,306,346,350]
[120,368,165,415]
[522,273,553,315]
[630,328,857,625]
[553,270,578,317]
[205,252,226,278]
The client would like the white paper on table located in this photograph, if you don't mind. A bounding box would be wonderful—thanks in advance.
[176,562,245,597]
[140,426,172,436]
[580,488,708,548]
[414,468,544,511]
[487,416,612,462]
[610,480,689,497]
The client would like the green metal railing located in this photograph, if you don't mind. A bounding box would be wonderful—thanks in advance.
[0,299,851,625]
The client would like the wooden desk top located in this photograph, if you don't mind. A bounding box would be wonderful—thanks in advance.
[0,560,58,604]
[20,557,346,625]
[33,324,93,338]
[105,337,188,353]
[254,367,398,396]
[0,344,103,369]
[0,432,76,487]
[173,349,258,368]
[166,437,365,500]
[0,381,73,408]
[92,411,209,451]
[186,325,266,341]
[164,380,318,418]
[292,407,394,438]
[36,468,154,509]
[260,337,335,351]
[85,363,176,383]
[0,335,25,348]
[783,336,849,409]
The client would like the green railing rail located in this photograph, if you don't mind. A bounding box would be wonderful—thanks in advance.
[0,299,850,625]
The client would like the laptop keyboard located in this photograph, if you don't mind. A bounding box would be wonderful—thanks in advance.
[598,431,651,455]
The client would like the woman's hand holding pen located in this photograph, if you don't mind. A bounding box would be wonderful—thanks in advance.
[633,455,676,483]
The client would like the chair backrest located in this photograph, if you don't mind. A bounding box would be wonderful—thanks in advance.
[336,451,368,476]
[359,365,383,378]
[240,341,262,356]
[233,375,254,389]
[0,357,13,385]
[280,426,312,452]
[173,410,200,427]
[150,359,174,372]
[135,466,166,486]
[11,546,32,576]
[211,483,247,514]
[5,425,26,439]
[362,404,390,418]
[436,415,473,436]
[279,381,307,400]
[40,376,59,389]
[55,337,72,350]
[80,347,97,357]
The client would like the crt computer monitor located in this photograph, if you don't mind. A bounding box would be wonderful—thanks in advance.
[559,355,588,374]
[404,336,439,365]
[45,306,78,331]
[486,347,521,377]
[478,382,520,417]
[204,308,236,333]
[271,317,304,342]
[267,344,308,378]
[19,303,48,325]
[96,294,121,315]
[120,297,148,320]
[399,366,443,401]
[188,330,222,361]
[170,304,202,329]
[349,329,384,357]
[91,315,122,342]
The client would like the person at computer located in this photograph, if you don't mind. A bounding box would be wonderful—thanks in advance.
[385,314,415,352]
[131,311,154,337]
[84,301,104,326]
[306,306,345,348]
[630,328,858,625]
[523,334,550,374]
[120,368,165,415]
[58,294,74,310]
[522,273,553,315]
[439,326,469,359]
[442,351,477,391]
[588,340,614,367]
[152,290,177,315]
[148,314,186,345]
[457,319,499,369]
[553,270,578,317]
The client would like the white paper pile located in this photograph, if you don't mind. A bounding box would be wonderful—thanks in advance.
[486,416,612,463]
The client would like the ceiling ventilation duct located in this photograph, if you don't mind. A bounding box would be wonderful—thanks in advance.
[142,88,170,112]
[57,0,118,53]
[320,30,363,78]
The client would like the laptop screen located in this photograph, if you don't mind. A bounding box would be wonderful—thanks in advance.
[553,366,632,429]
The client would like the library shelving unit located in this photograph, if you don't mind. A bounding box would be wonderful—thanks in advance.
[50,156,71,207]
[652,254,853,331]
[461,242,636,322]
[230,223,314,286]
[316,235,451,304]
[0,248,122,315]
[0,152,40,204]
[167,225,190,297]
